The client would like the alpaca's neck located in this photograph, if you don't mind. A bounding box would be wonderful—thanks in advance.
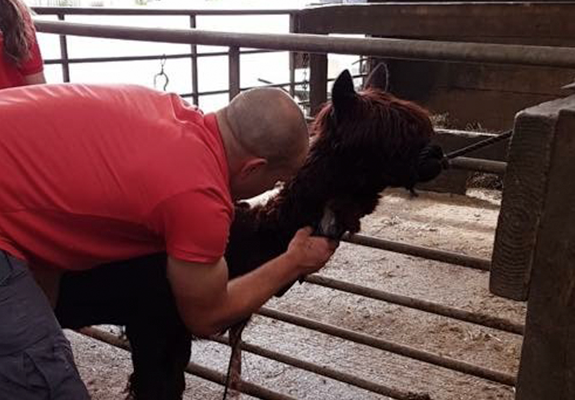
[225,183,328,278]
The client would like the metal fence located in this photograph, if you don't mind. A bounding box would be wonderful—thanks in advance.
[33,7,309,107]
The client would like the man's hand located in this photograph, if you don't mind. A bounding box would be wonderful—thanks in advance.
[286,227,339,275]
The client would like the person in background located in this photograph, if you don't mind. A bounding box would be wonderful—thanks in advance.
[0,0,45,89]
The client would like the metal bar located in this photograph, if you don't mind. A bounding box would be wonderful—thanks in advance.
[33,7,300,16]
[180,89,229,98]
[288,13,298,97]
[343,233,492,271]
[180,73,365,101]
[189,15,199,106]
[34,20,575,69]
[450,157,508,175]
[228,46,241,100]
[198,49,276,56]
[179,75,336,98]
[258,308,516,387]
[211,336,431,400]
[56,14,70,82]
[79,327,297,400]
[43,49,276,66]
[304,275,524,335]
[44,52,192,65]
[310,53,328,115]
[180,73,358,105]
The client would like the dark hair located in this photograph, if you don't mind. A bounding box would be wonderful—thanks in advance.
[0,0,34,65]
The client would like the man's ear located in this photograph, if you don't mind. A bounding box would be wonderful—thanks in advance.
[238,157,268,178]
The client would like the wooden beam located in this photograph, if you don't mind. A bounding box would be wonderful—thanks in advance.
[489,97,570,300]
[298,3,575,45]
[514,95,575,400]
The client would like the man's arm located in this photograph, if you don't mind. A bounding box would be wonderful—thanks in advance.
[167,227,337,337]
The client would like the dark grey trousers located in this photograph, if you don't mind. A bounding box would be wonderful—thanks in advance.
[0,252,90,399]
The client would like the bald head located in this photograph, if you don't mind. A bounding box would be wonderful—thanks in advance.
[222,87,309,168]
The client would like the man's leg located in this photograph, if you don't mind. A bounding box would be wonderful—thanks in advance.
[0,252,90,400]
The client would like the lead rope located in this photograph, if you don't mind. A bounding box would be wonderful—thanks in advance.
[222,320,248,400]
[443,129,512,161]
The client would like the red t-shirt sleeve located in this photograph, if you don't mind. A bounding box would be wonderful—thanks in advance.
[149,188,232,264]
[18,31,43,76]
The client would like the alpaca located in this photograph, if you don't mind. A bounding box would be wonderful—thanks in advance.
[55,67,442,400]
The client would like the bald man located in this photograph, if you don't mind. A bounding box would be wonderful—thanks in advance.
[0,83,336,399]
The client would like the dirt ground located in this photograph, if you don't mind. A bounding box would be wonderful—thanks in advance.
[68,187,525,400]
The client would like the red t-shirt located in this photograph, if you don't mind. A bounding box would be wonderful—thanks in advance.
[0,28,44,89]
[0,83,233,270]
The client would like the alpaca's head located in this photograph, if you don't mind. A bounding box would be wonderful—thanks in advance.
[281,66,440,238]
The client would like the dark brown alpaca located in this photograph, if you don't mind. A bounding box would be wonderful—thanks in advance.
[55,67,441,400]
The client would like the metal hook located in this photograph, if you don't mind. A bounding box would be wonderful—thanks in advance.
[153,55,170,91]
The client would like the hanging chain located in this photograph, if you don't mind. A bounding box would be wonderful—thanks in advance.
[153,54,170,91]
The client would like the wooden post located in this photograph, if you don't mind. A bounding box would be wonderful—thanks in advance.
[512,95,575,399]
[489,99,567,300]
[309,53,328,116]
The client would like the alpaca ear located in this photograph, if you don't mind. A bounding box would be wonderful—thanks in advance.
[364,63,389,92]
[331,69,357,119]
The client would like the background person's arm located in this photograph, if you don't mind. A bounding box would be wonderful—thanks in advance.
[23,71,46,85]
[167,227,337,337]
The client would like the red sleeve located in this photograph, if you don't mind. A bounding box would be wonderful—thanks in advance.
[149,188,232,264]
[18,31,43,76]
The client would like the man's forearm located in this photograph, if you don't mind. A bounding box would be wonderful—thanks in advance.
[204,253,301,334]
[169,227,335,337]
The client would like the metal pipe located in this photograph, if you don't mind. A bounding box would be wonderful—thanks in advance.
[258,307,516,387]
[211,336,432,400]
[189,15,199,106]
[288,13,298,98]
[342,233,492,271]
[228,46,241,100]
[450,157,507,175]
[56,14,70,82]
[33,7,300,16]
[304,275,524,335]
[35,20,575,69]
[43,49,276,65]
[177,77,329,99]
[44,52,192,65]
[79,327,297,400]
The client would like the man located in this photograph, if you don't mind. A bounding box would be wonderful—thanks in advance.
[0,83,337,399]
